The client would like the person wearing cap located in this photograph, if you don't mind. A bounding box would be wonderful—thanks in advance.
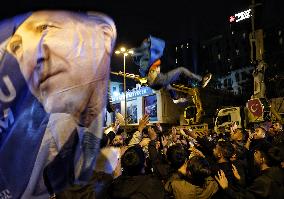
[133,35,212,103]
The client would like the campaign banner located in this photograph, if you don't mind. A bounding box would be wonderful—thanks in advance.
[0,11,116,198]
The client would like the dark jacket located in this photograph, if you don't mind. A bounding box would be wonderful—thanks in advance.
[108,175,165,199]
[224,166,284,199]
[211,161,241,199]
[271,131,284,146]
[148,140,171,181]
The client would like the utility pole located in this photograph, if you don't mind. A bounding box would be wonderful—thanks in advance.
[249,0,266,98]
[250,0,256,63]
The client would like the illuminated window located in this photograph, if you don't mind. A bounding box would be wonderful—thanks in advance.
[119,84,123,93]
[224,79,228,87]
[218,54,221,60]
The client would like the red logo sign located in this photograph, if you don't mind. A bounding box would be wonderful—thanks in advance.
[247,99,263,117]
[229,16,236,23]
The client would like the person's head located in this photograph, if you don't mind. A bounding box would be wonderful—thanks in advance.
[7,10,116,125]
[186,156,211,186]
[230,128,244,142]
[147,59,161,82]
[253,142,282,169]
[106,131,116,144]
[111,134,124,147]
[100,133,110,148]
[167,144,188,171]
[147,125,158,140]
[121,145,145,176]
[253,127,266,139]
[213,141,234,162]
[133,35,165,78]
[272,122,283,133]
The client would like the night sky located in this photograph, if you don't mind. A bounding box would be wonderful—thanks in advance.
[1,0,283,43]
[1,0,284,83]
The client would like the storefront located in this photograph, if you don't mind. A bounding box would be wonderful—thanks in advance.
[105,85,183,126]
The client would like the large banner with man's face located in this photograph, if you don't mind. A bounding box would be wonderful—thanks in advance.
[0,11,116,199]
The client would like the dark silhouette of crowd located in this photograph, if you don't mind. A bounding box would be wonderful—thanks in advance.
[55,117,284,199]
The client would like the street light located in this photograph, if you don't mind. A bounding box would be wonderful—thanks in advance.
[115,47,133,133]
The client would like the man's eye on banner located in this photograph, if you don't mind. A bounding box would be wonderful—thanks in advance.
[0,10,116,199]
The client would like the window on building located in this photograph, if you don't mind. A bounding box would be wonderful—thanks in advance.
[241,71,247,81]
[235,73,240,82]
[218,83,222,89]
[238,87,242,94]
[112,87,116,92]
[224,79,228,87]
[236,49,240,55]
[228,78,232,87]
[218,53,221,60]
[119,84,123,93]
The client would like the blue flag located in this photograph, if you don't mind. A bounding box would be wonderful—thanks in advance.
[0,13,50,199]
[132,35,165,77]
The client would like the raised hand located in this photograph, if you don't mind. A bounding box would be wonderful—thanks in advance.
[172,127,177,135]
[138,114,149,132]
[230,122,238,133]
[179,128,188,138]
[155,122,162,132]
[172,127,178,143]
[232,164,241,181]
[247,129,254,140]
[161,135,168,147]
[139,138,151,147]
[215,170,228,189]
[114,119,120,132]
[189,146,205,158]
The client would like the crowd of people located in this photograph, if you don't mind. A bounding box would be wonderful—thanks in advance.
[0,8,283,199]
[56,114,284,199]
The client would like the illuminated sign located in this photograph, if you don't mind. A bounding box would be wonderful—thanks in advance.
[111,86,154,103]
[229,16,236,23]
[229,9,251,23]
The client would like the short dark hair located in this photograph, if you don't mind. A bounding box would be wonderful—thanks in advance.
[100,133,109,148]
[121,145,145,176]
[254,142,282,167]
[107,131,115,144]
[187,156,211,186]
[167,144,188,171]
[217,141,234,160]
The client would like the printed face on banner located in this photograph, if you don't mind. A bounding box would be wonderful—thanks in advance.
[0,10,117,198]
[6,11,114,122]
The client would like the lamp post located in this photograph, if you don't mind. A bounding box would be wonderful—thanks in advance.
[115,47,133,133]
